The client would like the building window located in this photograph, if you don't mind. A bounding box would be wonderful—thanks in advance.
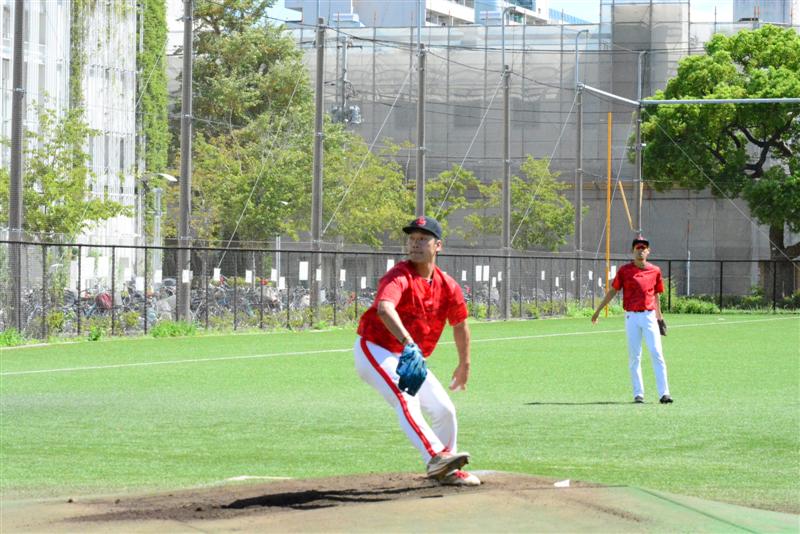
[38,8,46,46]
[2,6,10,40]
[38,63,45,101]
[119,137,125,172]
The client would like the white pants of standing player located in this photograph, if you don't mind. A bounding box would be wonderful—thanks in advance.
[625,310,670,399]
[354,337,457,464]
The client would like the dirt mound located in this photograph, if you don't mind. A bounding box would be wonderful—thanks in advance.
[3,472,796,533]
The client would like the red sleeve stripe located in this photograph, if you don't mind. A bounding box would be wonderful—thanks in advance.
[359,338,435,457]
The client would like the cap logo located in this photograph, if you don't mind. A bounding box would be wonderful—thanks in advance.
[415,216,426,226]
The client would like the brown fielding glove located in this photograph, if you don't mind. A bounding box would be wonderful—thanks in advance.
[657,319,667,336]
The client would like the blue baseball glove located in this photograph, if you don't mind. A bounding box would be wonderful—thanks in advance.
[397,342,427,396]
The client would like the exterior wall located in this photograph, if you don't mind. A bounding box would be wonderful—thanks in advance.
[0,0,70,168]
[81,0,138,247]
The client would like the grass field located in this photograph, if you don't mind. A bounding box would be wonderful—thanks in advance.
[1,313,798,514]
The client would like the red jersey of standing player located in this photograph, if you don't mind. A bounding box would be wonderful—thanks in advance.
[612,262,664,312]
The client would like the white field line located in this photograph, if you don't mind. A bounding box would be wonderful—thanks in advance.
[1,316,795,378]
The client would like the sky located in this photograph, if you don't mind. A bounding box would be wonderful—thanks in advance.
[547,0,733,23]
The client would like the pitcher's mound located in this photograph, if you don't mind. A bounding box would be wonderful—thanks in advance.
[3,471,796,532]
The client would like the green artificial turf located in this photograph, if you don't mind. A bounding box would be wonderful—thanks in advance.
[1,313,798,513]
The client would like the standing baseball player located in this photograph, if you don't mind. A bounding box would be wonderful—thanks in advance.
[591,235,673,404]
[354,215,480,486]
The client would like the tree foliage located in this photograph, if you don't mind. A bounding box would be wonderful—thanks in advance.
[465,157,574,251]
[639,25,800,259]
[179,0,414,248]
[138,0,170,172]
[0,107,128,239]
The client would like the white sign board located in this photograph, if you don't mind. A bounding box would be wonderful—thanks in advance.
[245,270,253,283]
[181,269,191,283]
[340,269,346,283]
[213,267,221,281]
[475,265,482,282]
[386,259,395,271]
[360,276,367,289]
[270,268,277,282]
[461,270,467,282]
[298,261,309,281]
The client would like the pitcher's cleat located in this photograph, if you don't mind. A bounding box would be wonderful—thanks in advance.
[426,451,470,479]
[439,469,481,486]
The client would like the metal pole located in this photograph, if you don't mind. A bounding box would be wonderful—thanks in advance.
[574,29,588,309]
[502,64,511,320]
[152,187,163,273]
[416,43,426,216]
[500,6,513,320]
[9,0,25,331]
[177,0,193,321]
[635,51,645,234]
[311,19,325,321]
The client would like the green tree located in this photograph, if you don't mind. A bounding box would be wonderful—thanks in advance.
[466,156,574,251]
[425,164,482,240]
[0,107,128,239]
[177,0,413,248]
[191,0,308,137]
[639,25,800,260]
[138,0,170,172]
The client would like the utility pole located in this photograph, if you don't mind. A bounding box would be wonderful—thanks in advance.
[416,43,426,216]
[574,29,588,305]
[635,51,646,235]
[502,64,511,319]
[177,0,193,321]
[501,7,513,320]
[311,19,325,321]
[9,0,25,331]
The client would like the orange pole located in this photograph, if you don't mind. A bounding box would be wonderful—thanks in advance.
[605,112,612,316]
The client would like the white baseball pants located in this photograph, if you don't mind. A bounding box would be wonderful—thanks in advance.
[625,310,670,399]
[354,337,457,464]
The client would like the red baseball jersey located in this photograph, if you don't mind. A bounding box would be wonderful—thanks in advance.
[612,262,664,311]
[357,260,468,357]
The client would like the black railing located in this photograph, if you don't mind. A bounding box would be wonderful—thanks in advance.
[1,240,797,339]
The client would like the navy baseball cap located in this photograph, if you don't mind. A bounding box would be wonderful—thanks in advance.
[403,215,443,240]
[632,235,650,248]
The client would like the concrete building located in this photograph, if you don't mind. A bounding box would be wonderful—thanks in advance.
[0,0,70,168]
[0,0,139,290]
[283,0,571,27]
[733,0,799,23]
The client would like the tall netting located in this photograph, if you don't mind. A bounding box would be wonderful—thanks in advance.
[291,6,796,300]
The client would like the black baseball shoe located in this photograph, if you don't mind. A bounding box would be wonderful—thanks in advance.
[659,395,673,404]
[634,396,644,403]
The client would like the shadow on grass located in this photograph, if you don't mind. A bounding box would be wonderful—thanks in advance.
[526,401,632,406]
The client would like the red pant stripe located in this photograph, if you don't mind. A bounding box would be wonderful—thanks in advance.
[360,338,435,456]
